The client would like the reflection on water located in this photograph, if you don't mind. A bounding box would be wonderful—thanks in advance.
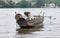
[16,23,60,38]
[16,24,44,34]
[17,27,42,34]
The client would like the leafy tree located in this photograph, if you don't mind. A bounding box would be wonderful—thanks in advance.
[45,0,60,6]
[0,0,8,8]
[0,0,16,8]
[7,0,16,8]
[53,0,60,6]
[45,0,52,4]
[34,0,45,8]
[16,0,32,8]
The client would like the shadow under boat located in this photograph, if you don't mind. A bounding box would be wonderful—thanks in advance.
[16,24,44,34]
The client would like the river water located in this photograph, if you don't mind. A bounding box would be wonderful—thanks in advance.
[0,8,60,38]
[16,24,60,38]
[16,8,60,38]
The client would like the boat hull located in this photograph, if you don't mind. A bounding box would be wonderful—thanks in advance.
[19,16,44,28]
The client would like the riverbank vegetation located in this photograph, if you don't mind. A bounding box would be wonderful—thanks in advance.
[0,0,60,8]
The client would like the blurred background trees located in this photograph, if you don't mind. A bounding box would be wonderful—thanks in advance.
[0,0,8,8]
[16,0,32,8]
[7,0,16,8]
[32,0,45,8]
[0,0,15,8]
[54,0,60,6]
[0,0,60,8]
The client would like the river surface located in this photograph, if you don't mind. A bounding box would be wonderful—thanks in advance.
[15,8,60,38]
[0,8,60,38]
[16,24,60,38]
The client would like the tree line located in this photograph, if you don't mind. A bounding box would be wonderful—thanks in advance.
[0,0,60,8]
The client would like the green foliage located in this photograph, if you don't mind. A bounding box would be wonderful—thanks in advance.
[0,0,15,8]
[7,0,16,8]
[16,0,32,8]
[0,0,8,8]
[0,0,60,8]
[0,0,45,8]
[45,0,60,6]
[34,0,45,8]
[45,0,52,4]
[54,0,60,6]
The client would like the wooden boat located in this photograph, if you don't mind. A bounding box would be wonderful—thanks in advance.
[15,12,44,28]
[17,16,44,28]
[25,16,44,27]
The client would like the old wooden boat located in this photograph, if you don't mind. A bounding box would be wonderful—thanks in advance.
[25,15,44,28]
[17,16,44,28]
[15,12,44,28]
